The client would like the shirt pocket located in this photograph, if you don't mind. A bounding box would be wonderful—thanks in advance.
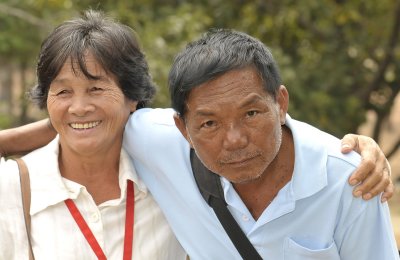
[284,237,340,260]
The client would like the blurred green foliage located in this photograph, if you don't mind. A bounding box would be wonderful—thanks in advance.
[0,113,12,129]
[0,0,399,142]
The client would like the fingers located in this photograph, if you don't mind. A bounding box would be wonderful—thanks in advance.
[381,178,394,202]
[344,134,393,202]
[351,168,390,200]
[350,160,392,202]
[350,134,380,184]
[341,134,359,154]
[348,155,376,187]
[350,159,382,198]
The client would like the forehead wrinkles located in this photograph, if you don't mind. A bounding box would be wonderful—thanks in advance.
[192,71,259,102]
[213,69,258,90]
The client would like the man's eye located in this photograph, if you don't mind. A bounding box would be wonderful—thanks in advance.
[246,110,258,117]
[201,120,216,128]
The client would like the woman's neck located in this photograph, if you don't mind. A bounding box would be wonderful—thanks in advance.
[58,146,122,205]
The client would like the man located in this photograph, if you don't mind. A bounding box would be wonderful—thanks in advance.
[0,28,396,258]
[124,29,398,259]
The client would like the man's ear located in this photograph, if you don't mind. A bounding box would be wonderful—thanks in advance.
[277,85,289,125]
[173,113,193,147]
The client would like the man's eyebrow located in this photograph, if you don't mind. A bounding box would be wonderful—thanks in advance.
[190,95,265,119]
[193,110,215,117]
[238,94,264,108]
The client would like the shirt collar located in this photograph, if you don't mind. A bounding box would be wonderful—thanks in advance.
[24,135,147,215]
[119,149,148,202]
[285,114,327,200]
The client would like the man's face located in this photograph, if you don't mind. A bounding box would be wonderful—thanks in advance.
[174,66,288,183]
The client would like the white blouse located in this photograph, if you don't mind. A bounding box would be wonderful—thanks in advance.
[0,137,186,260]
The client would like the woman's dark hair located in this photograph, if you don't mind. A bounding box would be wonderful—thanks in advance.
[31,9,156,109]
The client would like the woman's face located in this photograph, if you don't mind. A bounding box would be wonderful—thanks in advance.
[47,53,137,157]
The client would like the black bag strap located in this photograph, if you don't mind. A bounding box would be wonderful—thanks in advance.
[15,158,35,260]
[190,149,263,260]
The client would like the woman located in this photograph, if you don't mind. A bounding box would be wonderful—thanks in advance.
[0,10,185,259]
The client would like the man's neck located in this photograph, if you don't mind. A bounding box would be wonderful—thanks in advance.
[233,126,294,220]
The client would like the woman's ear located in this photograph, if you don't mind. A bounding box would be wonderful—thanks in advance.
[129,101,139,113]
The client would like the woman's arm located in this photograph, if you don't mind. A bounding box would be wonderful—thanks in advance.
[0,119,393,201]
[0,118,56,157]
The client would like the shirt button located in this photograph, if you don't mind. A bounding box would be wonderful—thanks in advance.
[90,212,100,222]
[242,215,249,221]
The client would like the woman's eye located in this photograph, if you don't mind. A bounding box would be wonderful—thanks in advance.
[56,90,69,96]
[91,87,103,92]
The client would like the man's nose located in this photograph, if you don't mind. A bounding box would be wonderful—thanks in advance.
[222,124,248,151]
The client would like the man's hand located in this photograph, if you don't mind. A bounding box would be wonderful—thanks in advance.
[341,134,393,202]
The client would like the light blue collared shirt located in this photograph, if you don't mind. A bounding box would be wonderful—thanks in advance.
[124,108,399,259]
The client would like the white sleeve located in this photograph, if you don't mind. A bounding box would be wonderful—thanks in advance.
[336,197,399,259]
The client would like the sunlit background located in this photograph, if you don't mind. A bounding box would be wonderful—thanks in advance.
[0,0,399,248]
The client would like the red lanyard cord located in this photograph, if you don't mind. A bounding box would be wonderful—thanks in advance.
[123,180,134,260]
[65,180,135,260]
[64,199,107,260]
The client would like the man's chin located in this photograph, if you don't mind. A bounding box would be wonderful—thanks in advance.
[227,172,263,185]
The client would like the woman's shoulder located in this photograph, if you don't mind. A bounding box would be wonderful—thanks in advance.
[0,157,21,198]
